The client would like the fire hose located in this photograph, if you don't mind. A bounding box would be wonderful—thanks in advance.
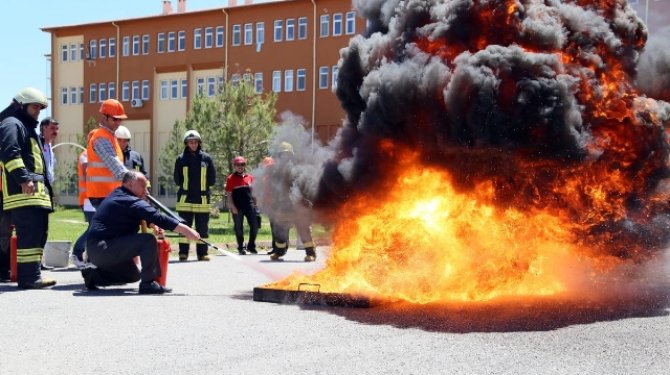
[145,194,281,279]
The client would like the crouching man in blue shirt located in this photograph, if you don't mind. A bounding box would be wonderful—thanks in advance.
[83,170,200,294]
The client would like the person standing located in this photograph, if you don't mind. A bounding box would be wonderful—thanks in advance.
[226,156,258,255]
[0,87,56,288]
[0,160,11,282]
[70,131,95,269]
[115,125,148,178]
[39,117,59,185]
[173,130,215,261]
[86,99,129,208]
[84,171,200,294]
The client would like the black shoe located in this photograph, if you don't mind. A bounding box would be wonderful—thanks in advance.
[139,281,172,295]
[81,268,99,291]
[41,264,54,271]
[247,248,258,254]
[17,278,57,289]
[238,249,247,255]
[0,271,10,283]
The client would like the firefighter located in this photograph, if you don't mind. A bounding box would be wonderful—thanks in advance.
[0,163,11,282]
[115,125,149,179]
[86,99,129,207]
[225,155,258,255]
[173,130,215,261]
[0,87,56,288]
[268,142,317,262]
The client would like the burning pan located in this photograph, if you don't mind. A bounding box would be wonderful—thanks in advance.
[253,283,373,308]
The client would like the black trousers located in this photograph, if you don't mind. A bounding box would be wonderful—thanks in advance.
[12,206,49,283]
[233,208,258,251]
[86,233,160,285]
[0,195,12,278]
[176,211,209,257]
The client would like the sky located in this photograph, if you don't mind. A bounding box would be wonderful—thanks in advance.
[0,0,274,117]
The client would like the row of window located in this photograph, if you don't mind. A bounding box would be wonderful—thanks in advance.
[61,12,357,62]
[60,80,151,105]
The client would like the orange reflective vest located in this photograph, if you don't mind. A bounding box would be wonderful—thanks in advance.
[86,127,123,199]
[77,150,87,206]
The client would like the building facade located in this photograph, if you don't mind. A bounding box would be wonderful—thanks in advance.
[43,0,365,204]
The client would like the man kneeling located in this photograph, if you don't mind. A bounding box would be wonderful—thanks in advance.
[83,171,200,294]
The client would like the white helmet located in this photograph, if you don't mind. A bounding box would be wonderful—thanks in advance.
[115,125,132,140]
[183,129,202,144]
[14,87,48,109]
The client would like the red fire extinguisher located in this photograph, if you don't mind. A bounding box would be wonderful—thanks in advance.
[155,233,171,287]
[10,225,17,282]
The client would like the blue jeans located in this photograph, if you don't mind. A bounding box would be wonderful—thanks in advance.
[72,210,95,259]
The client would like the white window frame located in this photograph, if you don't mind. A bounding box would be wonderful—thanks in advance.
[122,81,130,101]
[89,84,97,103]
[181,79,188,99]
[332,65,339,88]
[122,36,130,56]
[256,22,265,45]
[346,11,356,35]
[284,70,294,92]
[286,18,295,41]
[108,82,115,100]
[99,38,107,58]
[171,79,178,99]
[272,71,281,93]
[70,87,78,104]
[178,30,186,51]
[207,77,216,97]
[320,15,330,37]
[254,72,264,94]
[70,44,77,61]
[196,78,205,94]
[333,13,343,37]
[61,45,68,63]
[142,80,150,100]
[132,35,140,56]
[89,40,97,59]
[231,74,241,86]
[274,20,283,42]
[160,80,168,100]
[79,43,85,60]
[298,17,308,40]
[216,26,224,47]
[319,66,329,89]
[232,25,241,46]
[157,33,165,53]
[168,32,176,52]
[297,69,307,91]
[194,28,202,49]
[142,34,150,55]
[205,27,213,48]
[244,23,253,46]
[61,87,68,105]
[99,83,107,102]
[109,37,116,57]
[131,80,140,99]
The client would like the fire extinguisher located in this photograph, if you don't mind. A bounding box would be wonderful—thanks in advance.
[155,232,171,287]
[10,225,17,282]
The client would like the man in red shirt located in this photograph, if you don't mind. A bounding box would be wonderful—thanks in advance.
[225,156,258,255]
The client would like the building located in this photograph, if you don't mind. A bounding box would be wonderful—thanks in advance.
[42,0,365,204]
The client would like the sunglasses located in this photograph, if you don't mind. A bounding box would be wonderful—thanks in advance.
[106,116,123,122]
[235,163,246,167]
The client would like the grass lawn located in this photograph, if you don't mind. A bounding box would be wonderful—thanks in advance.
[48,207,331,252]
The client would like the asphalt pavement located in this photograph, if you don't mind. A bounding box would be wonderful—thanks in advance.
[1,247,668,375]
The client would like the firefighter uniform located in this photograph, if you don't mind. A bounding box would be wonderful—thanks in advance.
[0,87,55,288]
[0,164,12,282]
[173,130,215,261]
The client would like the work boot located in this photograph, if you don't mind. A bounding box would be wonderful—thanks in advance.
[0,269,10,283]
[178,253,188,262]
[81,267,99,291]
[197,255,210,261]
[139,281,172,295]
[238,249,247,255]
[270,249,286,261]
[247,248,258,254]
[304,248,317,262]
[17,278,57,289]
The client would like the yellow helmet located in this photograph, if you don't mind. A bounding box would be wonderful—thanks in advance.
[14,87,48,109]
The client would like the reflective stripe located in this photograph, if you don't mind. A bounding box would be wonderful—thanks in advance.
[17,248,43,263]
[87,175,118,182]
[30,139,44,175]
[302,241,315,248]
[5,158,25,172]
[182,166,189,190]
[175,202,211,213]
[87,161,108,168]
[86,128,123,198]
[200,166,206,191]
[276,242,288,249]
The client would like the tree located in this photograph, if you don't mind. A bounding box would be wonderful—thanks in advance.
[160,75,277,200]
[157,119,186,197]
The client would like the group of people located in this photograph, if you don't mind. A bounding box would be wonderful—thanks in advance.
[0,86,317,294]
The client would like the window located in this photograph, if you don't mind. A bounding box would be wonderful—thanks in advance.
[207,77,216,96]
[122,36,130,56]
[108,82,115,100]
[244,23,253,45]
[171,80,178,100]
[254,73,263,94]
[132,35,140,55]
[122,81,130,101]
[61,45,68,63]
[284,70,294,92]
[160,80,168,100]
[196,78,205,94]
[286,18,295,41]
[231,74,241,86]
[272,71,281,93]
[157,33,165,53]
[168,32,176,52]
[256,23,265,45]
[205,27,213,48]
[320,15,330,37]
[79,87,84,104]
[232,25,241,46]
[273,20,283,42]
[218,75,225,91]
[142,34,150,55]
[142,80,150,100]
[332,65,339,88]
[132,80,139,99]
[109,37,116,57]
[99,83,107,102]
[298,17,308,40]
[79,43,85,60]
[297,69,307,91]
[89,84,97,103]
[71,87,78,104]
[193,28,202,49]
[346,11,356,35]
[178,31,186,51]
[99,39,107,58]
[181,79,188,99]
[319,66,329,89]
[216,26,224,47]
[89,40,97,59]
[333,13,343,36]
[70,44,77,61]
[61,87,68,105]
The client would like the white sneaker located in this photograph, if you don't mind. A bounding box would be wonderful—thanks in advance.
[70,254,86,270]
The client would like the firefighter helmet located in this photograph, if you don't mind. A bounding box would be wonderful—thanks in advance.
[279,142,294,154]
[183,129,202,144]
[115,125,132,140]
[99,99,128,119]
[14,87,48,109]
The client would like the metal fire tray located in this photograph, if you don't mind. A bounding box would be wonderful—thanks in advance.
[253,283,372,308]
